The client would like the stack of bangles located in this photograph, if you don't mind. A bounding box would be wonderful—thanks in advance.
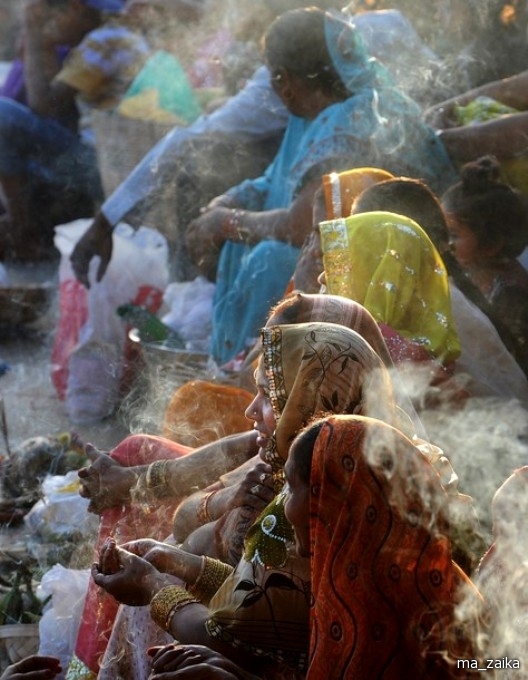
[223,208,250,243]
[150,557,235,631]
[144,460,170,498]
[150,586,198,632]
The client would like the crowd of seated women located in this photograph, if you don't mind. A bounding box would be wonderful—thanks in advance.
[18,3,528,679]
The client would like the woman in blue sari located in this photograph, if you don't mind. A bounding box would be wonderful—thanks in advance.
[185,7,458,366]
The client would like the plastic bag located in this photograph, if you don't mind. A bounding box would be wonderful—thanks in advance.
[161,275,215,352]
[24,471,98,540]
[51,219,169,423]
[38,564,91,678]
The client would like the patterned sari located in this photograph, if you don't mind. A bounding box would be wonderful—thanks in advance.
[206,322,398,673]
[307,414,482,679]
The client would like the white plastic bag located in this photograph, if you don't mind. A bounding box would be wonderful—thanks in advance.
[52,219,170,423]
[38,564,91,678]
[162,275,215,352]
[24,471,98,540]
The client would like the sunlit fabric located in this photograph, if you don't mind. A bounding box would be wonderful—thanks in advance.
[322,166,394,219]
[319,211,461,364]
[307,415,482,679]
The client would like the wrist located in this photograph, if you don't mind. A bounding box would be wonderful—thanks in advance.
[150,585,199,631]
[188,556,234,604]
[222,209,250,244]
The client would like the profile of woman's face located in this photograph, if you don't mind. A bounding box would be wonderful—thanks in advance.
[284,446,311,558]
[244,363,277,451]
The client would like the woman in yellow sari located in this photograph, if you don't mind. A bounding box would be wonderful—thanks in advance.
[319,210,461,372]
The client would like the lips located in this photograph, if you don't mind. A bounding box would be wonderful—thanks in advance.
[254,427,270,448]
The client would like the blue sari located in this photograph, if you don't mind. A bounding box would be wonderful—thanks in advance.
[210,10,457,365]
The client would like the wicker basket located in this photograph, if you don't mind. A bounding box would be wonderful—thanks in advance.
[0,623,39,663]
[91,110,174,197]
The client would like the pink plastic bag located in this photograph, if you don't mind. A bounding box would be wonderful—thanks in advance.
[51,220,169,423]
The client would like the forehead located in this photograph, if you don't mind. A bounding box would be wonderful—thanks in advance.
[254,360,268,387]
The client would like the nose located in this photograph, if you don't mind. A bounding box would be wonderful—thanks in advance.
[245,394,259,422]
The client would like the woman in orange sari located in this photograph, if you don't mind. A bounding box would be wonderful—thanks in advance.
[285,414,483,678]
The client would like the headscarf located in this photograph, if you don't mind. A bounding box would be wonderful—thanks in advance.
[307,414,482,679]
[319,211,461,363]
[206,322,396,671]
[261,322,396,474]
[323,9,393,94]
[322,167,394,219]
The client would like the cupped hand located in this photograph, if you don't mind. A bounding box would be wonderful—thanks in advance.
[201,194,237,212]
[124,539,199,582]
[221,461,274,512]
[78,444,138,514]
[70,213,113,288]
[92,543,171,606]
[185,207,232,279]
[148,644,248,679]
[0,654,62,679]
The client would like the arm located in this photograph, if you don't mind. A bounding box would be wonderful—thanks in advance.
[185,178,319,277]
[93,542,259,671]
[22,1,78,120]
[70,67,288,287]
[425,70,528,129]
[172,457,273,543]
[437,111,528,163]
[78,431,259,514]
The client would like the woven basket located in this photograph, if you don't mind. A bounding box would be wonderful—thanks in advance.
[91,110,174,197]
[0,623,39,663]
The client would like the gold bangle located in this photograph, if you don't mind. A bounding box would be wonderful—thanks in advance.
[150,585,198,631]
[189,556,234,604]
[146,460,169,497]
[197,489,217,525]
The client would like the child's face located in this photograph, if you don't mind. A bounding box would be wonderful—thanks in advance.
[445,213,481,268]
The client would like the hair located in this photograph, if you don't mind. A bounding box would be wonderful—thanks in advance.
[267,292,307,325]
[288,417,326,484]
[352,174,524,357]
[352,177,449,248]
[441,155,528,259]
[263,7,349,99]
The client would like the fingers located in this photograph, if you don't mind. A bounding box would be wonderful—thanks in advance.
[96,256,110,283]
[70,251,91,289]
[122,539,158,557]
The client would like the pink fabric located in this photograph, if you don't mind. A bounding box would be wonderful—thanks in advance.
[73,434,192,675]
